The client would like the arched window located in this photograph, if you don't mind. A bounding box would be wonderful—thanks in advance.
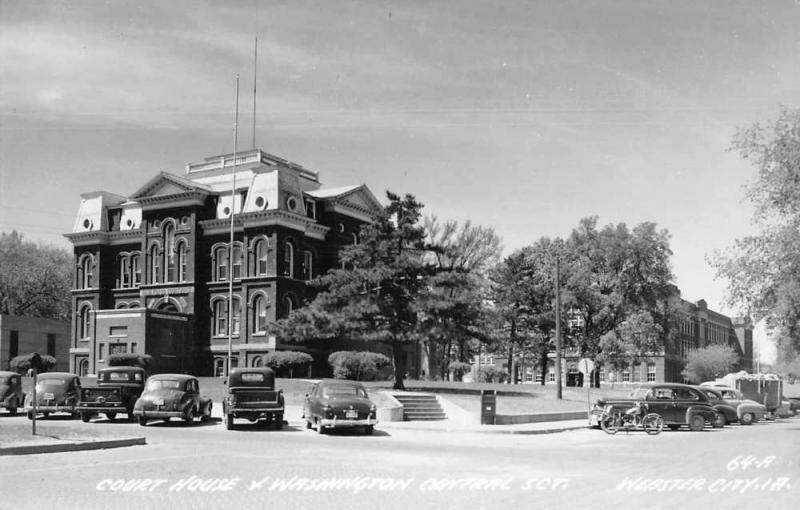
[230,296,241,336]
[78,255,94,289]
[284,242,294,278]
[177,242,188,282]
[252,294,269,334]
[213,299,227,336]
[255,238,269,276]
[79,359,89,377]
[116,302,127,310]
[164,223,176,282]
[131,253,141,286]
[352,232,358,245]
[284,295,294,317]
[252,356,263,367]
[78,304,92,339]
[150,245,160,284]
[231,244,243,280]
[214,358,225,377]
[303,250,313,280]
[119,254,131,288]
[215,246,228,281]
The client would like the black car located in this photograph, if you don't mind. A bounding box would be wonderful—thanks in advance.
[303,380,378,435]
[78,366,146,422]
[222,367,284,430]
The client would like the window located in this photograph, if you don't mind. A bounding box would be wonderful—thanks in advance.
[252,356,263,368]
[131,342,137,354]
[110,343,127,355]
[215,247,228,281]
[150,246,160,284]
[9,331,18,358]
[214,358,225,377]
[78,255,94,289]
[255,239,269,276]
[79,305,92,339]
[305,199,316,219]
[548,371,555,382]
[164,223,177,282]
[109,326,128,337]
[177,242,188,282]
[647,362,656,382]
[132,254,141,286]
[47,334,56,356]
[120,255,131,287]
[98,343,105,361]
[213,300,227,336]
[231,245,242,280]
[252,295,269,334]
[231,296,241,336]
[622,367,631,383]
[303,251,313,280]
[284,242,294,278]
[352,232,358,245]
[79,359,89,377]
[284,295,294,316]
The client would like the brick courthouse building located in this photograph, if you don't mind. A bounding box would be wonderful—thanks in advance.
[65,149,383,376]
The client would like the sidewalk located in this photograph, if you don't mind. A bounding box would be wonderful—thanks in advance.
[376,418,588,435]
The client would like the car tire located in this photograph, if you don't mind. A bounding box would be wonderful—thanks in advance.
[364,425,374,436]
[138,415,147,426]
[106,412,116,421]
[688,413,705,431]
[126,402,135,422]
[273,414,283,430]
[8,400,17,416]
[740,412,755,425]
[27,411,34,420]
[81,412,91,423]
[305,418,312,430]
[316,418,326,435]
[225,413,233,430]
[183,407,195,424]
[712,413,726,428]
[201,403,212,423]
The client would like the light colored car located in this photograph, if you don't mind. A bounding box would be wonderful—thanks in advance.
[24,372,81,419]
[700,385,766,425]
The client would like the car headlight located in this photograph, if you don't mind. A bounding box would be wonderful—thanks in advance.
[323,405,334,418]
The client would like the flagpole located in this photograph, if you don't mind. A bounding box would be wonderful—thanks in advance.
[227,74,239,377]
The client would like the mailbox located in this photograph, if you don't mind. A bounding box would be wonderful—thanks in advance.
[480,390,496,425]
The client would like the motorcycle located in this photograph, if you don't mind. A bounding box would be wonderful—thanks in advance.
[600,401,664,435]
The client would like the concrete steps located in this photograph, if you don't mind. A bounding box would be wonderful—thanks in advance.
[392,393,447,421]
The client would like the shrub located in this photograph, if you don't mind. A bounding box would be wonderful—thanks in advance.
[681,345,739,384]
[449,362,473,382]
[9,353,57,374]
[108,353,152,368]
[263,351,313,378]
[476,365,507,383]
[328,351,392,381]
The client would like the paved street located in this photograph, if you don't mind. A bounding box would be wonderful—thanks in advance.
[2,415,798,510]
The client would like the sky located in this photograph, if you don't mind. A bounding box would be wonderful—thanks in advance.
[2,0,800,362]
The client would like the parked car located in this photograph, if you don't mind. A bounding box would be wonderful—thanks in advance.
[78,366,146,422]
[589,383,718,431]
[222,367,284,430]
[697,386,766,426]
[303,380,378,435]
[133,374,212,426]
[0,371,24,416]
[24,372,81,419]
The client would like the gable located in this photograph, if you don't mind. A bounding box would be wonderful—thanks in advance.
[340,189,381,212]
[130,172,212,200]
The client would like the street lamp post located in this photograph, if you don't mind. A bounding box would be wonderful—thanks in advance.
[227,74,240,377]
[555,256,562,400]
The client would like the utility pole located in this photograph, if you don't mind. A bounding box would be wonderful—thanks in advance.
[227,74,240,377]
[555,256,562,400]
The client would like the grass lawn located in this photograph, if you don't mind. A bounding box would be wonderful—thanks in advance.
[0,418,130,446]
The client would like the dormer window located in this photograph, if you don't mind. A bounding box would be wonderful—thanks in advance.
[305,199,316,220]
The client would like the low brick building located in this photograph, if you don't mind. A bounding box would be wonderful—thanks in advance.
[0,314,70,372]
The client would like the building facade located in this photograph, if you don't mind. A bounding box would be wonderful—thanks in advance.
[476,298,754,386]
[64,149,383,376]
[0,315,70,372]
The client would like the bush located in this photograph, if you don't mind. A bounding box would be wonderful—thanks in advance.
[108,353,152,368]
[263,351,313,378]
[476,365,507,383]
[9,353,57,374]
[681,345,739,384]
[328,351,392,381]
[450,362,473,382]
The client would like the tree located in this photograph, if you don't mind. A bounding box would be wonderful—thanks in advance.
[681,344,739,384]
[10,353,57,374]
[272,192,428,390]
[0,231,72,320]
[710,107,800,362]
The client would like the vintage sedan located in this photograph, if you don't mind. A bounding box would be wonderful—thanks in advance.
[222,367,285,430]
[133,374,212,426]
[589,383,718,431]
[697,386,766,426]
[78,366,146,422]
[303,380,378,435]
[24,372,81,419]
[0,371,24,416]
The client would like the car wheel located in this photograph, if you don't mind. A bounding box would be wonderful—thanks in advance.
[316,418,326,435]
[126,402,135,422]
[138,415,147,426]
[183,406,195,424]
[201,403,212,423]
[106,412,116,421]
[712,413,726,428]
[27,411,34,420]
[740,412,755,425]
[305,418,312,430]
[688,413,705,431]
[225,413,233,430]
[273,414,283,430]
[364,425,374,436]
[42,412,49,418]
[8,400,17,416]
[81,412,91,423]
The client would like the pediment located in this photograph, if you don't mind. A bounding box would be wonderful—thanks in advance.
[339,189,381,212]
[130,172,212,200]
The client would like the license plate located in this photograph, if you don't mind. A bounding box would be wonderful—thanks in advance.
[43,393,54,400]
[345,410,358,419]
[155,399,164,406]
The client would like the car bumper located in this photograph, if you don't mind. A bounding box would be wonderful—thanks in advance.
[25,405,76,413]
[134,410,184,419]
[228,406,284,414]
[319,417,378,428]
[78,404,127,413]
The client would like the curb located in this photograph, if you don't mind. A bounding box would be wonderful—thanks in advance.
[0,436,146,456]
[376,423,588,435]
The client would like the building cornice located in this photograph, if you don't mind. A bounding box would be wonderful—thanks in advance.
[136,191,210,211]
[199,210,330,240]
[64,229,143,247]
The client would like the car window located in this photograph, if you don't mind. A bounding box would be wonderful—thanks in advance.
[146,379,181,391]
[721,390,737,399]
[652,388,674,400]
[0,376,10,384]
[106,372,130,382]
[673,388,699,401]
[321,385,367,398]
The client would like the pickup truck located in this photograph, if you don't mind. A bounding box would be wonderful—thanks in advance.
[78,366,145,422]
[223,367,284,430]
[589,383,719,431]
